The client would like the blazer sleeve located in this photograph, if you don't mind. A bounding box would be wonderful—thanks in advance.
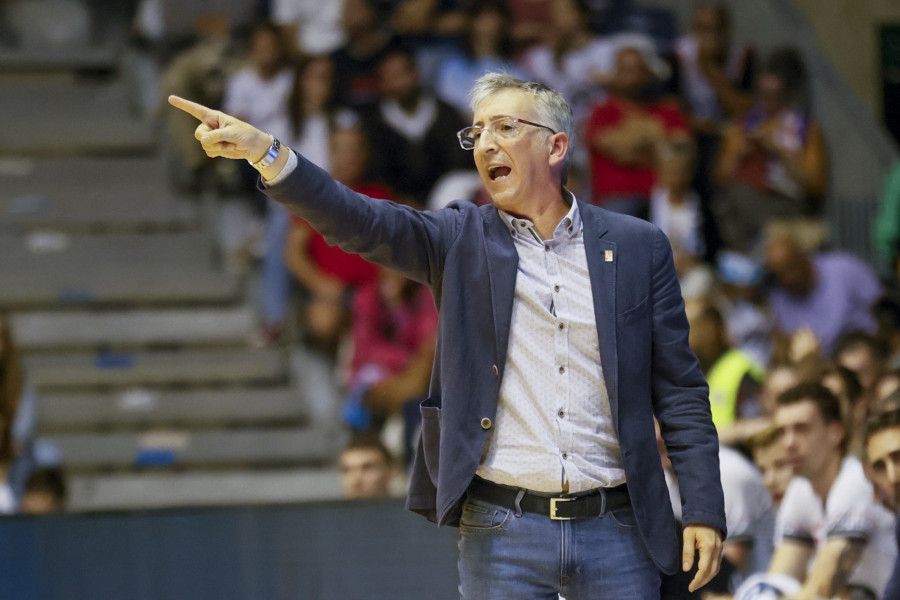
[262,151,465,286]
[649,228,726,534]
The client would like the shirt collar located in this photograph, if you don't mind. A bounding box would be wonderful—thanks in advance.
[497,190,582,242]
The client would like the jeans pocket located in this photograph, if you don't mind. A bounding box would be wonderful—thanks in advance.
[606,505,637,529]
[459,498,513,532]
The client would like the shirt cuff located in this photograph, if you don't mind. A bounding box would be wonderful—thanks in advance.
[264,149,298,186]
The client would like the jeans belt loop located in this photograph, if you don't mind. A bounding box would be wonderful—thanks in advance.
[597,488,608,516]
[513,489,525,518]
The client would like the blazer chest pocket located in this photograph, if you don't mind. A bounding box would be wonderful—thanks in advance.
[419,397,441,483]
[616,295,649,325]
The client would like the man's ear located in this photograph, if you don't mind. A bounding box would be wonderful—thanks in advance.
[548,132,570,169]
[827,421,845,451]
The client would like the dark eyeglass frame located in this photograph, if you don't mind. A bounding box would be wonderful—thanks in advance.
[457,117,557,150]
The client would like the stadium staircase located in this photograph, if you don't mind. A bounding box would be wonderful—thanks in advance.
[0,2,345,512]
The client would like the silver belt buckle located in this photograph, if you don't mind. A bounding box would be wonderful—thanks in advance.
[550,497,573,520]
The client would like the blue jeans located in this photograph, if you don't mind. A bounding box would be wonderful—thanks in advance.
[262,198,291,328]
[457,495,660,599]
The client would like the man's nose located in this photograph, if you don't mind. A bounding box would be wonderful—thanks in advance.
[477,129,498,152]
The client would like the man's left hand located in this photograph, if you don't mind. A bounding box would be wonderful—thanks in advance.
[683,523,723,592]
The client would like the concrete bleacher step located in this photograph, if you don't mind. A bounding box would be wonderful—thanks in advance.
[44,425,338,470]
[0,74,155,155]
[0,231,240,308]
[37,387,307,431]
[0,44,121,73]
[11,306,257,350]
[0,157,196,233]
[24,347,287,389]
[66,466,347,512]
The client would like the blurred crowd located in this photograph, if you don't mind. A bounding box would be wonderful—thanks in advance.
[5,0,900,597]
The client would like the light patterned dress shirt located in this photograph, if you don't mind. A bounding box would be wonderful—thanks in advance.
[475,196,626,493]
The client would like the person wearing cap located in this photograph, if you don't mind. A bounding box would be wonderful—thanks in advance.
[587,34,690,220]
[168,71,724,598]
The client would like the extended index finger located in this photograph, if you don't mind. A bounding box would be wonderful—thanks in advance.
[168,95,215,123]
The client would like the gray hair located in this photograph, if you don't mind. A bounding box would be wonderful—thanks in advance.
[468,73,575,181]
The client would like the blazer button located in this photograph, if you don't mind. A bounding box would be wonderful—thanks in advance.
[480,417,493,430]
[492,364,499,376]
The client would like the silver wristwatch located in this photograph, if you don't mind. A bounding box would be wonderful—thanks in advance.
[248,136,281,171]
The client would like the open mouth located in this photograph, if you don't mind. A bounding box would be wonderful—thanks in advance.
[488,166,511,181]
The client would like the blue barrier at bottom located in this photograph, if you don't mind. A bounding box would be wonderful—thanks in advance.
[0,499,458,600]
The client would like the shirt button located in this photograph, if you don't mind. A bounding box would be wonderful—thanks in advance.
[562,452,569,459]
[559,366,565,374]
[557,409,565,418]
[554,285,560,292]
[558,323,565,330]
[480,417,492,430]
[492,364,499,376]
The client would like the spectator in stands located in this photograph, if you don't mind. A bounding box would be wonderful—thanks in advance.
[876,369,900,405]
[518,0,616,127]
[864,407,900,599]
[223,22,293,144]
[685,298,764,431]
[587,35,690,218]
[651,140,710,299]
[359,48,469,206]
[342,266,438,463]
[817,363,867,456]
[270,0,347,57]
[748,427,792,507]
[715,250,771,367]
[834,332,885,410]
[160,14,238,193]
[672,1,755,261]
[264,55,360,348]
[19,468,66,514]
[390,0,466,39]
[0,313,46,510]
[768,383,896,600]
[284,126,387,355]
[713,46,827,253]
[504,0,552,53]
[222,22,295,344]
[434,0,526,117]
[659,422,774,597]
[765,228,883,358]
[339,432,398,499]
[330,0,405,108]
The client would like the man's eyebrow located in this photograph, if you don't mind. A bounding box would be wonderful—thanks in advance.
[472,115,512,127]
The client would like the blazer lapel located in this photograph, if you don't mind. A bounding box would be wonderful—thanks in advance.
[482,208,519,370]
[579,202,619,427]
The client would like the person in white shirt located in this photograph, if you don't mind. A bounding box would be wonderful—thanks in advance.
[660,423,774,594]
[766,382,896,600]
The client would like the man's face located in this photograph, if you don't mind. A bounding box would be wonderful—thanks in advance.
[753,442,793,505]
[775,399,842,480]
[471,89,554,211]
[766,239,814,297]
[836,343,879,392]
[339,448,393,499]
[378,54,418,104]
[692,7,728,55]
[20,491,61,515]
[613,49,653,99]
[867,426,900,513]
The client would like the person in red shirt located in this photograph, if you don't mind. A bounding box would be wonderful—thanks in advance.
[587,35,690,219]
[284,126,391,355]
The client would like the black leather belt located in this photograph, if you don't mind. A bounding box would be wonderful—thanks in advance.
[467,477,630,521]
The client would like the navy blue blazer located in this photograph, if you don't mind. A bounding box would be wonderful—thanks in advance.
[264,153,725,574]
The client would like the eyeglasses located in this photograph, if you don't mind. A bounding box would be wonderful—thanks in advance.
[457,117,556,150]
